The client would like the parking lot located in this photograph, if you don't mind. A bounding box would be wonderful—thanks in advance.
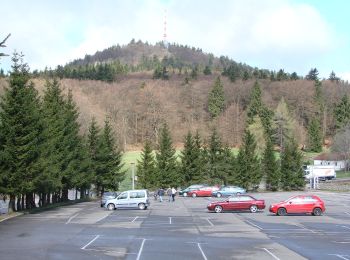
[0,191,350,259]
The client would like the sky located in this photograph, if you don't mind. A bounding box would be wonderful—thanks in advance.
[1,0,349,80]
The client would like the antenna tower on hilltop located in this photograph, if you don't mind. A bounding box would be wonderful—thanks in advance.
[163,9,169,48]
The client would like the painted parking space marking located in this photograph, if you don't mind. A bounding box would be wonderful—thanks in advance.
[261,248,280,260]
[169,217,172,224]
[131,216,139,223]
[81,235,100,250]
[245,219,263,230]
[342,225,350,230]
[65,213,79,224]
[206,218,214,226]
[197,243,208,260]
[329,254,350,260]
[136,238,146,260]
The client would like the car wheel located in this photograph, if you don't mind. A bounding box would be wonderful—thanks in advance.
[250,205,258,213]
[217,193,222,198]
[214,205,223,213]
[107,203,115,211]
[277,207,287,216]
[312,207,322,216]
[138,203,146,210]
[192,193,197,198]
[183,192,188,197]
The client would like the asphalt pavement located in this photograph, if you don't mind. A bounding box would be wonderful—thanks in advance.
[0,191,349,260]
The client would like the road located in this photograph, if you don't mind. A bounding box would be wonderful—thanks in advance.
[0,191,349,260]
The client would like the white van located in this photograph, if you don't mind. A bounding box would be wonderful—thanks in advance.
[105,189,150,210]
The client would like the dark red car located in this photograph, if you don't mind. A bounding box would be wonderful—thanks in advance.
[188,186,219,197]
[207,195,265,213]
[269,195,325,216]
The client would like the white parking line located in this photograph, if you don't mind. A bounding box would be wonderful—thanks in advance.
[65,213,79,224]
[136,239,146,260]
[329,254,350,260]
[81,235,100,250]
[262,248,280,260]
[206,218,214,227]
[169,217,172,224]
[96,214,109,223]
[293,223,317,234]
[197,243,208,260]
[245,220,262,230]
[131,216,139,223]
[342,226,350,230]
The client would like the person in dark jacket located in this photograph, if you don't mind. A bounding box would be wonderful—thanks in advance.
[158,188,165,202]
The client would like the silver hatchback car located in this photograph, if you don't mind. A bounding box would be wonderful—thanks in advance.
[105,189,150,210]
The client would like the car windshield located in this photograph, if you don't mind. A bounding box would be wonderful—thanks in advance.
[285,196,299,202]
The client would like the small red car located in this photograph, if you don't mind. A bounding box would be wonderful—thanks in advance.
[188,186,219,197]
[207,195,265,213]
[269,195,325,216]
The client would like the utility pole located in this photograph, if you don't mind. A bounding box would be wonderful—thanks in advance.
[131,162,135,190]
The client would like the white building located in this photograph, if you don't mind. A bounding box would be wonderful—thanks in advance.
[313,153,348,171]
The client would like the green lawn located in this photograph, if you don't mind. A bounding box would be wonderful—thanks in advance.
[336,171,350,179]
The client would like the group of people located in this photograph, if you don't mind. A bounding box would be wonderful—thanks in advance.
[154,187,177,202]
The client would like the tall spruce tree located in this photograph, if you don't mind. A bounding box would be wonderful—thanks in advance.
[247,81,262,124]
[62,90,91,200]
[334,94,350,129]
[137,140,156,189]
[206,128,228,185]
[96,119,125,194]
[87,117,101,193]
[236,129,261,190]
[307,117,322,152]
[40,78,67,203]
[179,131,196,185]
[155,123,179,187]
[208,77,225,118]
[280,138,304,190]
[262,138,280,191]
[0,52,43,210]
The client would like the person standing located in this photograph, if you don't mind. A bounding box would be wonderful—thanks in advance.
[158,188,164,202]
[166,187,172,202]
[171,187,177,202]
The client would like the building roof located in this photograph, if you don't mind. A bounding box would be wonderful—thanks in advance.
[313,153,347,161]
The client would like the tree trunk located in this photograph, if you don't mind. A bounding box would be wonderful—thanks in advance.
[16,195,22,211]
[21,195,25,210]
[9,195,16,212]
[61,188,69,202]
[47,193,51,205]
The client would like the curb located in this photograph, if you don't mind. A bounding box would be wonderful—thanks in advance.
[0,212,23,223]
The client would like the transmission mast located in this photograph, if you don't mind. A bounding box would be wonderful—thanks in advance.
[163,9,169,49]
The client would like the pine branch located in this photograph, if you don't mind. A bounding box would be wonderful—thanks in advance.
[0,33,11,48]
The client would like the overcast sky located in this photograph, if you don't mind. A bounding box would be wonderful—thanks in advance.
[1,0,349,80]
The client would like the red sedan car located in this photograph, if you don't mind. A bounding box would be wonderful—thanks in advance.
[269,195,325,216]
[188,186,219,197]
[207,195,265,213]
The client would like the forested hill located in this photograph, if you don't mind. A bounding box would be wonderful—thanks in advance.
[2,40,349,153]
[45,40,288,82]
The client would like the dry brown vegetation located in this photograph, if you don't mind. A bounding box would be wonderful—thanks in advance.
[0,74,348,151]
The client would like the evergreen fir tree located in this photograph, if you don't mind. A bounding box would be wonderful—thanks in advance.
[203,65,212,75]
[180,131,196,185]
[280,138,304,190]
[306,68,319,81]
[0,52,43,210]
[236,129,261,190]
[208,77,225,118]
[206,128,228,185]
[262,138,280,191]
[39,78,66,203]
[136,140,156,189]
[307,118,322,152]
[247,81,262,124]
[87,117,101,193]
[334,94,350,129]
[96,119,125,194]
[155,123,179,187]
